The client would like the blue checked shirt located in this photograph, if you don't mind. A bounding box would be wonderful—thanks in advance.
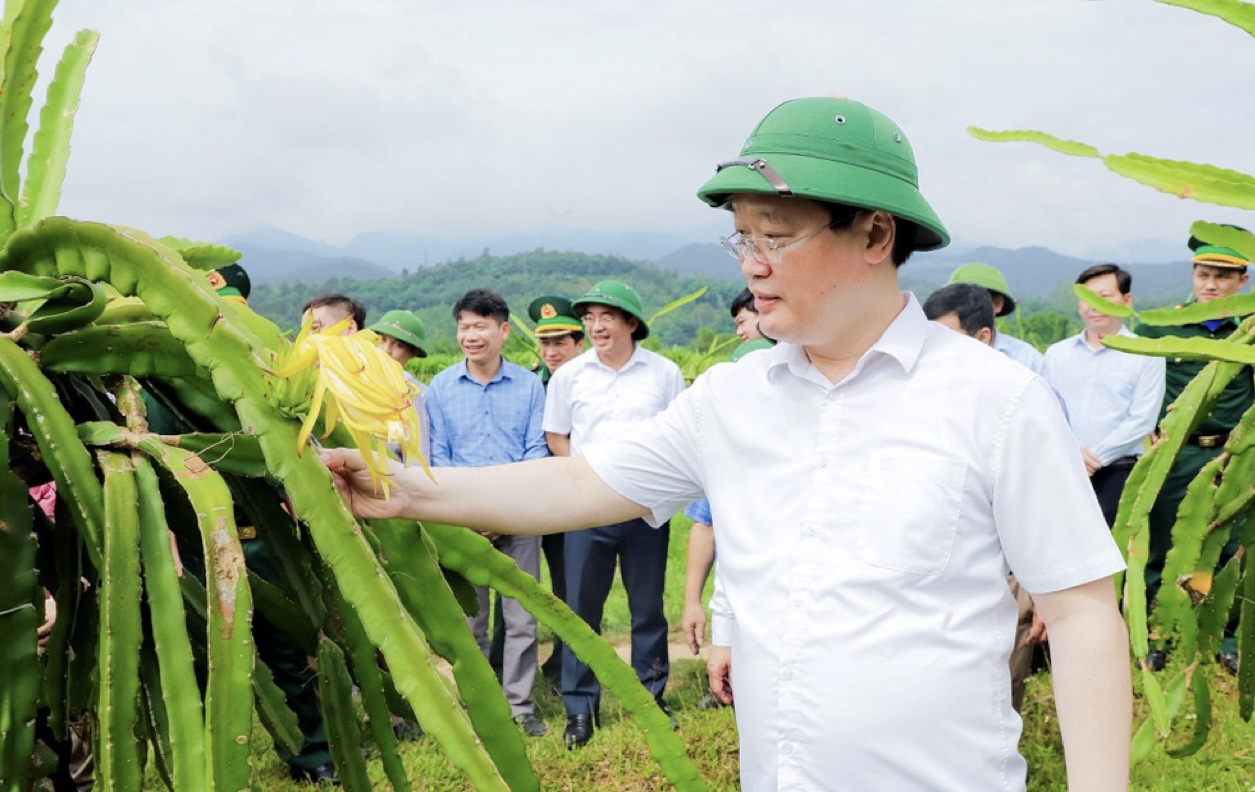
[426,358,549,468]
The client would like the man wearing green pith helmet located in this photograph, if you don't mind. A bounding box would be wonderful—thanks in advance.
[1138,230,1254,674]
[323,97,1131,791]
[947,262,1046,375]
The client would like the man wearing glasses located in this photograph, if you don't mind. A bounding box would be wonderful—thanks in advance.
[542,280,686,748]
[324,97,1131,791]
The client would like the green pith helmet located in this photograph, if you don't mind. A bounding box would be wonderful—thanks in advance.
[946,263,1016,317]
[696,96,949,252]
[572,280,649,341]
[731,337,774,361]
[369,310,428,357]
[528,294,583,338]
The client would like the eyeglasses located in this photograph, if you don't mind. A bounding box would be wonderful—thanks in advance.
[582,312,621,328]
[719,221,838,266]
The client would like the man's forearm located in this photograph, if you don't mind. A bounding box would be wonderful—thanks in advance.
[1037,579,1131,791]
[398,455,647,535]
[683,522,716,607]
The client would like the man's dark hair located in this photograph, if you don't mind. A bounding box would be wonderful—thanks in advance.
[922,283,995,336]
[730,288,757,318]
[822,203,916,268]
[1076,263,1131,295]
[453,288,509,324]
[303,293,366,329]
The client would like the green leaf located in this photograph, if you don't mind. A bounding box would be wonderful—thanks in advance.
[1137,292,1255,326]
[1074,283,1135,317]
[648,286,708,325]
[1189,220,1255,263]
[1143,666,1171,735]
[966,127,1101,158]
[1157,0,1255,39]
[0,0,55,238]
[1104,153,1255,209]
[1104,334,1255,366]
[20,28,97,227]
[0,268,58,301]
[506,311,539,356]
[157,236,242,271]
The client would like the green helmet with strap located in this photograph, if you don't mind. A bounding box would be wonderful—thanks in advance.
[572,280,649,341]
[369,310,428,357]
[946,263,1016,316]
[696,97,949,251]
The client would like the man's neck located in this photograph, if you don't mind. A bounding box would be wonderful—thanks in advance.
[597,342,635,371]
[467,356,503,384]
[1084,324,1120,349]
[803,284,906,385]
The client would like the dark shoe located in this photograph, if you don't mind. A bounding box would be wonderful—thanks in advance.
[514,712,549,738]
[563,714,594,749]
[1220,652,1239,676]
[658,700,679,731]
[392,720,424,742]
[289,762,339,785]
[1145,648,1168,672]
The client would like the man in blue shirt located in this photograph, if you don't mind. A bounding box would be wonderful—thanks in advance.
[1045,264,1165,527]
[425,288,550,737]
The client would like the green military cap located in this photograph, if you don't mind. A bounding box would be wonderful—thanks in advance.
[1189,225,1251,270]
[369,310,428,357]
[696,96,949,252]
[573,280,650,341]
[528,295,583,338]
[946,263,1016,317]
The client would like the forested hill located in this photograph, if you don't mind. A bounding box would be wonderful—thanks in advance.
[247,249,746,350]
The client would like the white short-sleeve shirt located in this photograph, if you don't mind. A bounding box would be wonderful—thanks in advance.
[582,295,1125,792]
[543,344,685,455]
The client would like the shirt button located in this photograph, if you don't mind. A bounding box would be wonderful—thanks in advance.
[781,668,795,682]
[780,742,795,757]
[802,524,817,537]
[819,458,829,468]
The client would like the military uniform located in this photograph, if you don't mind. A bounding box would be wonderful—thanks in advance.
[1138,315,1254,599]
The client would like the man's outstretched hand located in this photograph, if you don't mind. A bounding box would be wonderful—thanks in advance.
[320,448,413,521]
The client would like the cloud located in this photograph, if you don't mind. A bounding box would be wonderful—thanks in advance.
[45,0,1255,259]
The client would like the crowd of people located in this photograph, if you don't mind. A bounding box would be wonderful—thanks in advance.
[32,95,1247,790]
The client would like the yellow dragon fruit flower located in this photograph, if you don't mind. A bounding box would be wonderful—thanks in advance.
[272,313,427,497]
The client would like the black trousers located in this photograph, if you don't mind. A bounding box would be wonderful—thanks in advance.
[1091,456,1138,528]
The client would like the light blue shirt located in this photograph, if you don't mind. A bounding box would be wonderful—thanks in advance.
[993,330,1046,376]
[1044,327,1166,466]
[684,497,713,525]
[426,358,548,468]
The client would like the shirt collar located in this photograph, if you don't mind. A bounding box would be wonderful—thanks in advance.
[1070,324,1133,349]
[591,343,643,373]
[766,293,926,384]
[456,357,512,385]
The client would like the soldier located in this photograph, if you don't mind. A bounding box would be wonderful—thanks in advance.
[1138,232,1252,673]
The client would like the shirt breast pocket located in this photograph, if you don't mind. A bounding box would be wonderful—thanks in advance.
[854,453,968,576]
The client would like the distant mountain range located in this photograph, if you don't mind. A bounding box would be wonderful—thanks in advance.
[223,226,1193,306]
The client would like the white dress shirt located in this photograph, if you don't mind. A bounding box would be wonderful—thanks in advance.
[582,295,1124,792]
[1044,327,1166,466]
[543,344,685,455]
[994,329,1046,375]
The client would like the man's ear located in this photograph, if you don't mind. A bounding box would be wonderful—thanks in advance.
[975,327,994,347]
[863,210,895,266]
[502,321,512,339]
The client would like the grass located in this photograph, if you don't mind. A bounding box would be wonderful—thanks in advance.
[150,515,1255,790]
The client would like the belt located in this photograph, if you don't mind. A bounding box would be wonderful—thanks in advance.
[1187,432,1229,449]
[237,525,257,540]
[1105,456,1139,471]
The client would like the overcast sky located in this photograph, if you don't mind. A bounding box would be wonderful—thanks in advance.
[47,0,1255,261]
